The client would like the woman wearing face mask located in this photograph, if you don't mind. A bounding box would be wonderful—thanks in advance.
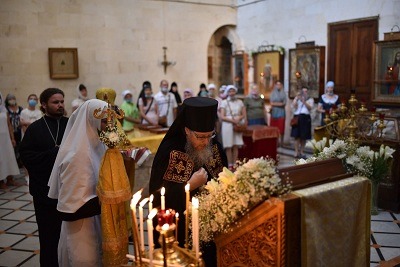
[20,94,42,136]
[317,81,340,126]
[0,92,20,189]
[5,94,24,166]
[243,84,267,126]
[138,84,159,126]
[220,85,246,170]
[120,89,141,132]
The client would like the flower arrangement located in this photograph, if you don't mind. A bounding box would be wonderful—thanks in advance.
[99,123,123,148]
[298,138,395,183]
[196,157,291,243]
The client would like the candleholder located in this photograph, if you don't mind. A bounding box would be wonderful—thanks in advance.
[151,224,204,267]
[322,89,386,143]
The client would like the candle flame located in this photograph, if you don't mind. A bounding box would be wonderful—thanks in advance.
[192,197,199,208]
[148,208,158,219]
[149,194,154,202]
[176,212,179,218]
[130,188,143,208]
[185,183,190,192]
[139,197,149,208]
[162,223,169,231]
[161,187,165,196]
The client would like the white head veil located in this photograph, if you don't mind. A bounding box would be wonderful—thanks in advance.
[48,99,108,213]
[76,84,88,101]
[0,92,6,113]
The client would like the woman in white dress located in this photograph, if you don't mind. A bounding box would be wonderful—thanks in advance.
[0,92,20,189]
[220,85,247,170]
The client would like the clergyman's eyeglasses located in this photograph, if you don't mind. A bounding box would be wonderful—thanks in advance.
[191,130,216,140]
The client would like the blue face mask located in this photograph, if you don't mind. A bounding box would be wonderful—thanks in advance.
[28,99,37,107]
[125,98,133,103]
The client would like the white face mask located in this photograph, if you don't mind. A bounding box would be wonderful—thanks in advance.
[161,87,169,93]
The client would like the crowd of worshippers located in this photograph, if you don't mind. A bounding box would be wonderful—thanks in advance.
[0,79,280,180]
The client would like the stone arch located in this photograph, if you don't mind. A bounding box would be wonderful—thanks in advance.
[207,25,244,91]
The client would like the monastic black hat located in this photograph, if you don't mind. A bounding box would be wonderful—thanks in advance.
[182,97,218,132]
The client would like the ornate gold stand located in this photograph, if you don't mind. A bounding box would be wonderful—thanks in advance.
[127,224,204,267]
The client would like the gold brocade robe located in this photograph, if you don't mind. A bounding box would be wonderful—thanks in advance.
[97,148,132,267]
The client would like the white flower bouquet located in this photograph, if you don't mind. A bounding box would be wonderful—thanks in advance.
[197,157,291,243]
[299,138,395,183]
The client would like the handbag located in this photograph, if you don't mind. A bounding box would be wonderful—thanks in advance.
[290,116,299,126]
[291,102,304,127]
[233,123,247,132]
[158,115,167,127]
[227,100,247,132]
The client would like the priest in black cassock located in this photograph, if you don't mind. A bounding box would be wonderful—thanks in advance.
[19,88,68,267]
[149,97,227,266]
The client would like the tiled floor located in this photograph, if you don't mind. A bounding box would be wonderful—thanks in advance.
[0,152,399,266]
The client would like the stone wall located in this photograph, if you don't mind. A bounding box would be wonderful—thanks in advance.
[0,0,236,113]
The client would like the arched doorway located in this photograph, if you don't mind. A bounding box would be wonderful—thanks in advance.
[207,25,246,94]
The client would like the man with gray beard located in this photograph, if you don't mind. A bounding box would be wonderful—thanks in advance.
[149,97,227,266]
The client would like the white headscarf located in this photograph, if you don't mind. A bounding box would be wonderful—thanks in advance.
[225,85,237,95]
[0,92,6,113]
[48,99,108,213]
[76,84,89,101]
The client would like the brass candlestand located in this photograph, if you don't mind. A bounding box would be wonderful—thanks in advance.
[127,224,204,267]
[323,90,386,145]
[152,225,204,267]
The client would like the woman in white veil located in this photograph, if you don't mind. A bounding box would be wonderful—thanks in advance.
[0,92,20,189]
[48,99,108,266]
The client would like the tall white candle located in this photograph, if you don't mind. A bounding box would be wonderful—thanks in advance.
[139,198,149,253]
[149,194,154,212]
[192,197,199,260]
[161,224,169,267]
[130,189,143,261]
[175,212,179,241]
[184,183,190,248]
[161,187,166,211]
[147,209,158,267]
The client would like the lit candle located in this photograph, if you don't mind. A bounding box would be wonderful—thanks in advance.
[161,187,166,211]
[161,223,169,267]
[192,197,199,260]
[175,212,179,241]
[130,189,143,262]
[184,183,190,248]
[149,194,154,212]
[139,198,149,253]
[147,209,158,267]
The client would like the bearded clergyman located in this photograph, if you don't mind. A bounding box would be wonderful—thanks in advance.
[149,97,227,266]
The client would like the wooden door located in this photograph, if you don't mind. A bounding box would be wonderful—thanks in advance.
[328,17,378,105]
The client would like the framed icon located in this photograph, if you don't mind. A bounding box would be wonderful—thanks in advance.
[372,40,400,105]
[48,48,79,79]
[289,46,325,99]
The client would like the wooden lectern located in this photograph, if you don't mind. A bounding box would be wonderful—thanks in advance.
[215,158,370,267]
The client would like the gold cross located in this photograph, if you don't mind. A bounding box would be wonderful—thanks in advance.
[93,94,124,127]
[175,161,186,174]
[208,158,217,168]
